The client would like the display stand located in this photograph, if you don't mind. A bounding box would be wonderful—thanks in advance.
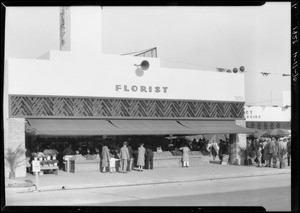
[40,166,59,175]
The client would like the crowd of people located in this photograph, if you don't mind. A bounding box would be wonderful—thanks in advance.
[26,139,155,173]
[26,135,229,172]
[206,139,230,161]
[245,136,291,168]
[25,134,290,174]
[100,141,154,173]
[164,137,210,152]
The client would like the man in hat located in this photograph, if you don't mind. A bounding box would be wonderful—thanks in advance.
[276,137,287,168]
[270,136,279,168]
[127,142,134,172]
[145,145,154,170]
[119,141,130,173]
[287,137,291,166]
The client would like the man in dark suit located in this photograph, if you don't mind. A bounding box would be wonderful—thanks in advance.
[287,137,291,166]
[127,142,134,172]
[145,145,154,170]
[269,136,279,168]
[119,141,130,173]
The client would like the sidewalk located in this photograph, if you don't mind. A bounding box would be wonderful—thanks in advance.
[5,163,291,193]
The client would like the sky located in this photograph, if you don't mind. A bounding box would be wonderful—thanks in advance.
[5,3,291,106]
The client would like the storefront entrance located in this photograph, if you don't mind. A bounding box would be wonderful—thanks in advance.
[24,118,253,174]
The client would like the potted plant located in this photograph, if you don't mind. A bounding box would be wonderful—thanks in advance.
[52,159,58,166]
[37,152,44,161]
[44,149,52,160]
[32,152,38,161]
[5,144,26,179]
[52,149,59,160]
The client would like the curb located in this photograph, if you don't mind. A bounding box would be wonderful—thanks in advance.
[5,169,291,194]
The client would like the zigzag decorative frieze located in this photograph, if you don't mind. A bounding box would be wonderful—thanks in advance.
[246,121,291,130]
[10,96,245,119]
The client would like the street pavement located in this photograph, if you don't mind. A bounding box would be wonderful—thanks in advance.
[5,163,291,194]
[5,173,291,210]
[101,186,290,211]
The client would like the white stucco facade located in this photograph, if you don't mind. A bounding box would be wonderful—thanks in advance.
[4,6,249,178]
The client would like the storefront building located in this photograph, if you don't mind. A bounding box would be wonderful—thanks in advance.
[4,7,252,177]
[245,105,291,130]
[245,90,291,130]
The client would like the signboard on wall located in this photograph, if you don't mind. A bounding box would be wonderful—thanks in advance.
[7,54,245,102]
[244,106,291,122]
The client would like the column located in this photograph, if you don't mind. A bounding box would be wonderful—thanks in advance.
[5,118,26,178]
[60,6,102,53]
[229,120,247,165]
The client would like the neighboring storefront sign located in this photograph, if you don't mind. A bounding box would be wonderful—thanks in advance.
[244,106,291,122]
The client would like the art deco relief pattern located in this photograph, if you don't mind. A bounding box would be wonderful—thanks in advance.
[10,96,245,119]
[246,121,291,130]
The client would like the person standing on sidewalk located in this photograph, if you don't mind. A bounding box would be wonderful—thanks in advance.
[218,140,224,161]
[287,137,291,166]
[261,139,266,165]
[263,138,271,167]
[119,141,130,173]
[180,143,190,167]
[256,143,263,167]
[145,145,154,170]
[101,142,110,173]
[127,142,134,172]
[210,140,219,160]
[137,143,146,171]
[109,153,119,173]
[63,144,75,156]
[269,137,279,168]
[277,137,287,169]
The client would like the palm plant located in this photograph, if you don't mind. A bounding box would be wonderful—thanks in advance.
[5,143,26,179]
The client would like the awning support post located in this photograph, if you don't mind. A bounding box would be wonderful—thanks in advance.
[229,133,247,166]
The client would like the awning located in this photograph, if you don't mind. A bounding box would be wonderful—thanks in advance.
[109,120,188,135]
[178,120,254,134]
[26,119,118,136]
[26,119,254,136]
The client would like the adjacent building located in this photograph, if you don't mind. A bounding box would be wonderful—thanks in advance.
[245,91,291,130]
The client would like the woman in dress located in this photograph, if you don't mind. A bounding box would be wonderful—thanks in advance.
[210,140,219,160]
[101,142,110,173]
[180,143,190,167]
[263,138,271,167]
[137,143,145,171]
